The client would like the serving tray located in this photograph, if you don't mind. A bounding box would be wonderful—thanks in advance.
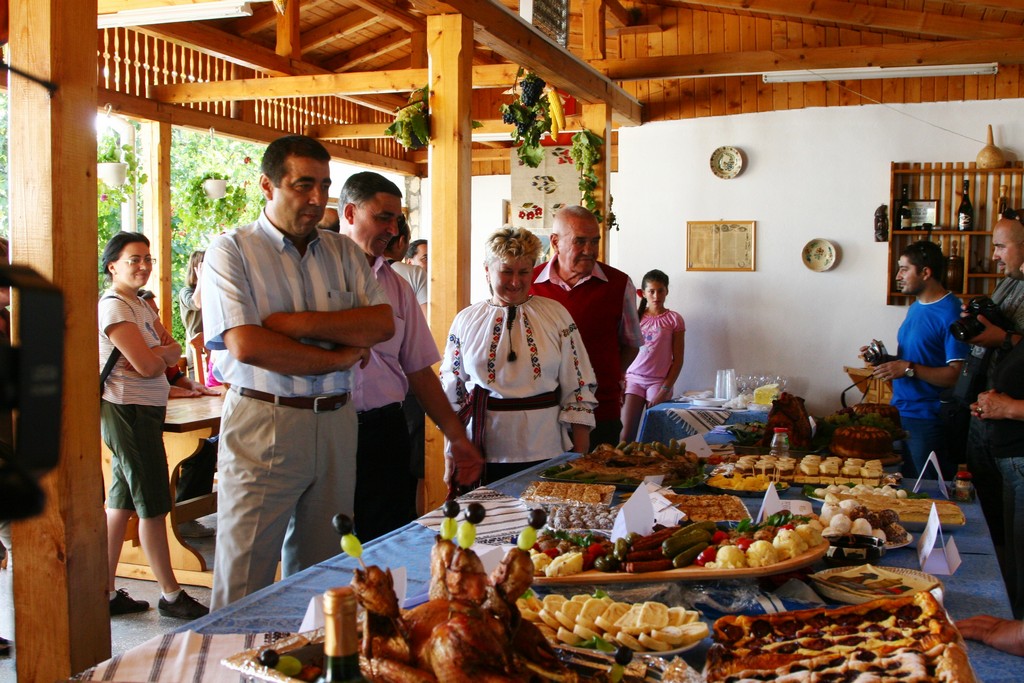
[534,541,828,585]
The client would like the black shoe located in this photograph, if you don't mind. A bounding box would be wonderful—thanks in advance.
[109,588,149,615]
[158,590,209,620]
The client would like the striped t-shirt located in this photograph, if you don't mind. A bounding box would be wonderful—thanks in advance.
[99,292,170,407]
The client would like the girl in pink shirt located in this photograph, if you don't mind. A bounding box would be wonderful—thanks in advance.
[620,270,686,442]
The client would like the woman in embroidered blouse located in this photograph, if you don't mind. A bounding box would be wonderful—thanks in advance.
[440,227,597,485]
[99,231,208,619]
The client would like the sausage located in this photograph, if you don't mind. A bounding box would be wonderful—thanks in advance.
[624,559,673,573]
[628,526,681,552]
[623,547,666,562]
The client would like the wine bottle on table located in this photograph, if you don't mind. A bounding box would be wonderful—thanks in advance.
[898,185,912,230]
[317,587,366,683]
[958,179,974,231]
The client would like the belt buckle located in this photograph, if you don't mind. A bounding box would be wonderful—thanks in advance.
[313,395,333,413]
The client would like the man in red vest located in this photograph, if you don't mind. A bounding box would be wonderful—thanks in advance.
[532,205,642,447]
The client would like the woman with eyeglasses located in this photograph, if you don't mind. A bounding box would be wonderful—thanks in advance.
[98,231,209,620]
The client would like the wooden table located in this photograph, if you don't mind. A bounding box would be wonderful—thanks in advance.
[100,393,223,588]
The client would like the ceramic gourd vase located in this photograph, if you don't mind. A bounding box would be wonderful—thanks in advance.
[976,124,1006,170]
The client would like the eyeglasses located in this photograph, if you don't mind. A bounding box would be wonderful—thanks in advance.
[120,257,156,266]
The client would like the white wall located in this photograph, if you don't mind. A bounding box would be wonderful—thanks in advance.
[461,98,1024,415]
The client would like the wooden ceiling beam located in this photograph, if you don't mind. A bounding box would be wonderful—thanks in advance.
[593,36,1024,81]
[100,87,419,174]
[307,114,592,140]
[321,28,411,72]
[348,0,425,34]
[301,8,378,54]
[154,68,431,102]
[154,63,521,102]
[410,0,642,124]
[651,0,1024,40]
[603,0,632,28]
[137,22,405,112]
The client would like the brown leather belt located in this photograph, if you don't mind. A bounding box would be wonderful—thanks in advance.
[237,387,349,413]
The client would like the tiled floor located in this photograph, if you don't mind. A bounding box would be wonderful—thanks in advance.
[0,514,216,681]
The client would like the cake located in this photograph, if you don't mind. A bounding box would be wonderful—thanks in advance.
[852,402,902,427]
[830,425,893,459]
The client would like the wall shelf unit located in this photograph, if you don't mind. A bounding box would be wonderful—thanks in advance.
[887,161,1024,306]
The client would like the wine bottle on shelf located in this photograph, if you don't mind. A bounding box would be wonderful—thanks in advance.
[958,179,974,231]
[946,241,964,294]
[898,185,912,230]
[317,587,366,683]
[998,184,1009,219]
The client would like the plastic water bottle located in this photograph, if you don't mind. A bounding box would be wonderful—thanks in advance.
[769,427,790,457]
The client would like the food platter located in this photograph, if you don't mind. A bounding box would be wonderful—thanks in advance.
[704,481,789,498]
[558,639,703,660]
[540,463,705,491]
[809,565,941,605]
[691,397,728,408]
[534,541,829,585]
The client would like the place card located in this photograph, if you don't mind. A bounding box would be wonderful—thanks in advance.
[642,481,685,527]
[611,484,655,541]
[912,451,950,499]
[299,566,408,631]
[917,503,961,575]
[756,484,813,523]
[682,434,713,459]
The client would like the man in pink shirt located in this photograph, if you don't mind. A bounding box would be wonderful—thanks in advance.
[339,172,482,539]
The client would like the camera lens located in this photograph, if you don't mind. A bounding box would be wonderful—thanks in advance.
[950,317,985,342]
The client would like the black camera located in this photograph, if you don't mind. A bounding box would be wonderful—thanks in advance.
[863,339,896,366]
[0,263,64,521]
[949,297,1013,342]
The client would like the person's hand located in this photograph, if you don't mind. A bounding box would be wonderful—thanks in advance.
[962,314,1006,348]
[956,614,1024,657]
[449,435,484,487]
[169,385,202,398]
[649,385,672,407]
[872,359,911,381]
[972,389,1013,420]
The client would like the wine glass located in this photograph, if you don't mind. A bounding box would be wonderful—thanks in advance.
[775,375,788,392]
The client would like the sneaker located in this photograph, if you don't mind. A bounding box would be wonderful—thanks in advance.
[109,588,149,615]
[158,590,209,620]
[178,520,216,538]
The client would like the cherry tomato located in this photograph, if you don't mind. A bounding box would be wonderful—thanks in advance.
[694,546,717,567]
[542,547,561,559]
[780,523,796,531]
[735,537,753,552]
[711,530,729,544]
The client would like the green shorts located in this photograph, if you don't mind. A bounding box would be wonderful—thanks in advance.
[101,401,171,519]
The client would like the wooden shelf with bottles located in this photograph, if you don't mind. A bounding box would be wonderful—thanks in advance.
[887,161,1024,305]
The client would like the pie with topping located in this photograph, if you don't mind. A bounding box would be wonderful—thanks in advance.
[705,592,975,682]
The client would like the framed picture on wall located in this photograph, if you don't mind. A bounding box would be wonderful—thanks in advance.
[908,200,938,228]
[686,220,756,271]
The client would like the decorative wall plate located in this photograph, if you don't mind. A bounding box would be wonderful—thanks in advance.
[802,238,838,272]
[710,146,744,179]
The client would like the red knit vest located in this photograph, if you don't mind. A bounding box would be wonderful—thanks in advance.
[532,262,628,421]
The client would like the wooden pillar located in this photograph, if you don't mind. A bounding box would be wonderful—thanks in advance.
[423,13,473,511]
[582,0,607,61]
[8,0,112,679]
[579,102,612,259]
[143,121,174,330]
[276,0,301,59]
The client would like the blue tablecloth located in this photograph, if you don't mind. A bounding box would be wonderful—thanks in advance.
[638,403,766,444]
[181,455,1019,681]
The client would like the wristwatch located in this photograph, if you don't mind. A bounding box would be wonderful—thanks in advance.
[903,362,916,378]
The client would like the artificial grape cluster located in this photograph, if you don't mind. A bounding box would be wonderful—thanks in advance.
[519,74,546,107]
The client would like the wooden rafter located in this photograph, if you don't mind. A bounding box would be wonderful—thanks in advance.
[410,0,643,124]
[321,28,411,72]
[301,8,378,54]
[647,0,1024,40]
[593,36,1024,81]
[152,63,521,103]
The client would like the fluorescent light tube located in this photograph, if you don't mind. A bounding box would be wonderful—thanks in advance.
[763,63,999,84]
[98,1,254,29]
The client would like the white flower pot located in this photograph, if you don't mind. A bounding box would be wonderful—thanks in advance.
[203,178,228,199]
[97,162,128,187]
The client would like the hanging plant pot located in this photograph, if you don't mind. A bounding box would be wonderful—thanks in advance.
[203,178,228,199]
[97,162,129,187]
